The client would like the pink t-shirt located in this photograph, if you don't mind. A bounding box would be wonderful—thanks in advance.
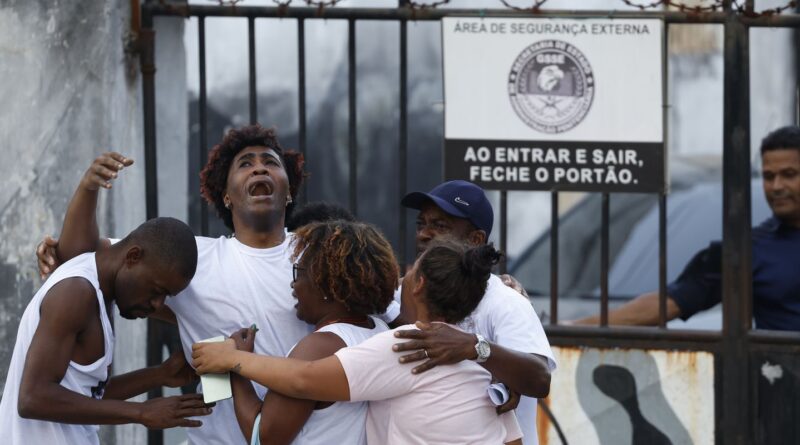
[335,324,517,445]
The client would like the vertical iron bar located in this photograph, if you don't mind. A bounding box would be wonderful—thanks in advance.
[348,19,358,216]
[658,193,667,328]
[658,21,669,329]
[399,18,408,267]
[298,19,308,203]
[142,28,158,221]
[499,191,508,274]
[140,11,163,445]
[550,191,559,325]
[600,192,610,327]
[721,8,752,445]
[796,3,800,125]
[248,16,257,124]
[199,17,209,236]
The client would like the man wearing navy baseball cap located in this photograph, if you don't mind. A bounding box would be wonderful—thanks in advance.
[401,180,494,255]
[392,180,556,445]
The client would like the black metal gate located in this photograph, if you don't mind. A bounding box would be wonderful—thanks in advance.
[139,2,800,444]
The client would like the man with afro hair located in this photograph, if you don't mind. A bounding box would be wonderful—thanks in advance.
[37,125,332,444]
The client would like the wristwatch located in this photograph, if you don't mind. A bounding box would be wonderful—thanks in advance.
[474,334,491,363]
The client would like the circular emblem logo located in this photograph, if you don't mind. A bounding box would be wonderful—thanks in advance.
[508,40,595,134]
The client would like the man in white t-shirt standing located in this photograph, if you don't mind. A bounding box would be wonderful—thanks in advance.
[392,180,556,445]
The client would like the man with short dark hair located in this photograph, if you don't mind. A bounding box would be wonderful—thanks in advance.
[389,180,556,445]
[285,201,356,232]
[574,125,800,329]
[0,217,210,444]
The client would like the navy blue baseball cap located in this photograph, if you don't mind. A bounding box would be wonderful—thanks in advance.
[401,180,494,236]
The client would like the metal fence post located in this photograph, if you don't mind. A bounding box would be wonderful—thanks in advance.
[136,4,800,444]
[721,9,753,445]
[139,7,164,445]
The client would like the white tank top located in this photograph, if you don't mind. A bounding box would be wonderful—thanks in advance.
[0,253,115,445]
[289,316,388,445]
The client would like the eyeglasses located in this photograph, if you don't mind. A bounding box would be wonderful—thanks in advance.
[292,263,305,283]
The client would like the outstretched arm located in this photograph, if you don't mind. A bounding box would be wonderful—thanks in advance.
[102,349,198,401]
[392,284,555,399]
[573,244,722,326]
[56,152,133,264]
[392,322,551,398]
[571,291,682,326]
[192,339,350,403]
[228,327,348,445]
[18,278,210,428]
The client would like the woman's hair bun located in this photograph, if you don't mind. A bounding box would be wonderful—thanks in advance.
[460,244,501,278]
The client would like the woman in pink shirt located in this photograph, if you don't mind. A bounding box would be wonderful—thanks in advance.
[194,240,523,445]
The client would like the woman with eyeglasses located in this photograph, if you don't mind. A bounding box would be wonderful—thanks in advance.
[194,239,523,445]
[226,220,398,445]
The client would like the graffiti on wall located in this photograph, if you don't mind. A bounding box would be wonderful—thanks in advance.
[537,346,714,445]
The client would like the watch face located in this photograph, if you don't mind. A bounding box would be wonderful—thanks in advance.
[477,341,490,359]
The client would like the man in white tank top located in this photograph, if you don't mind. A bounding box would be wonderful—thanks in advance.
[0,218,212,445]
[390,180,557,445]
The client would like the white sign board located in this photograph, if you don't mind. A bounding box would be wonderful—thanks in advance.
[442,17,665,192]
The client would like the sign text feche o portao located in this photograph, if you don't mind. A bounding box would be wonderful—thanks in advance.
[442,17,665,193]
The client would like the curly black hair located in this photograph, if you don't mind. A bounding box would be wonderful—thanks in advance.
[199,124,305,231]
[417,240,502,324]
[291,220,399,316]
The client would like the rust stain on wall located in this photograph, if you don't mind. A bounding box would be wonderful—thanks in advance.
[537,395,551,444]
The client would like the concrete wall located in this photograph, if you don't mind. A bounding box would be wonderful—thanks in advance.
[0,1,149,443]
[0,0,190,441]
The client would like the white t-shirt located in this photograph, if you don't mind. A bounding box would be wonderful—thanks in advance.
[166,234,312,445]
[385,274,556,445]
[335,325,518,445]
[378,300,401,324]
[0,253,115,445]
[287,317,388,445]
[457,274,556,445]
